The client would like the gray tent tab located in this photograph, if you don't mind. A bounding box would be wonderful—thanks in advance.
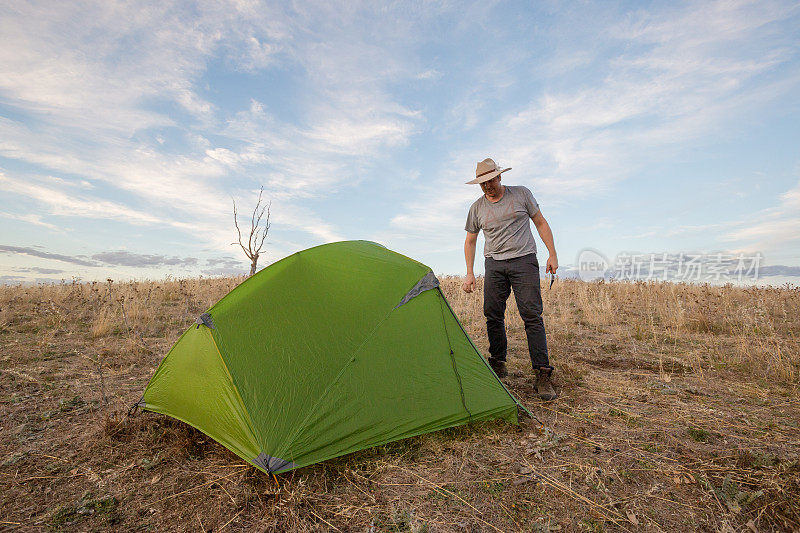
[395,271,440,309]
[195,313,215,329]
[253,452,297,473]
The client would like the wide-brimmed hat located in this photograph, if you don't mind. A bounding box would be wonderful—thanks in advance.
[466,158,511,184]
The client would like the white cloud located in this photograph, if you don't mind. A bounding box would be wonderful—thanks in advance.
[388,0,800,250]
[0,3,215,134]
[416,69,442,80]
[0,172,192,230]
[205,148,244,167]
[504,2,798,189]
[1,0,798,282]
[725,179,800,253]
[236,36,281,72]
[0,1,434,255]
[0,212,59,231]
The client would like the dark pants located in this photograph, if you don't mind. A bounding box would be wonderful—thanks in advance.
[484,253,551,369]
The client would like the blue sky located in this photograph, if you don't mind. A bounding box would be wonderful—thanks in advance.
[1,0,799,284]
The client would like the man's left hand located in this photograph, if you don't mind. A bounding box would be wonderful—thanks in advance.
[546,255,558,275]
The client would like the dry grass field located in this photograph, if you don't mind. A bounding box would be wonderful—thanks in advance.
[1,276,798,532]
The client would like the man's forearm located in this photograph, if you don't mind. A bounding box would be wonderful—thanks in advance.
[465,241,476,275]
[537,221,557,258]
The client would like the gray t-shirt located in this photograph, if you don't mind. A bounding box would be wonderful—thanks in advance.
[465,185,540,260]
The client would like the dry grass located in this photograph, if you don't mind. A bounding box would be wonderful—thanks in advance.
[1,276,798,532]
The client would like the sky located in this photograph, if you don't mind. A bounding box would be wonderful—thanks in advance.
[1,0,799,285]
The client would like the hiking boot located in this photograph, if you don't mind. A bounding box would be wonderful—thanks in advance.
[490,360,508,378]
[535,368,558,401]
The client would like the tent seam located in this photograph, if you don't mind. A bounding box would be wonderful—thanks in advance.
[272,306,396,461]
[437,291,472,421]
[207,240,428,315]
[273,268,436,462]
[436,288,532,418]
[207,329,264,462]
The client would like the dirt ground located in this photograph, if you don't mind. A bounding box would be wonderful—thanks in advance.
[1,276,798,532]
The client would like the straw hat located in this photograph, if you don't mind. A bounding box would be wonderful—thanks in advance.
[466,158,511,184]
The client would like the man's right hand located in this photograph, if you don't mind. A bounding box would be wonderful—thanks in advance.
[462,273,476,293]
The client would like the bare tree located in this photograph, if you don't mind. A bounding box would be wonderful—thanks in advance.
[233,186,271,276]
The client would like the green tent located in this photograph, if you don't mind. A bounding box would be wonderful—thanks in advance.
[139,240,526,474]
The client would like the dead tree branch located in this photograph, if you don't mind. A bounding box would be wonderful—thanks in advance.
[233,186,271,276]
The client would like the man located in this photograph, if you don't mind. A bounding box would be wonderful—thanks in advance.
[462,158,558,401]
